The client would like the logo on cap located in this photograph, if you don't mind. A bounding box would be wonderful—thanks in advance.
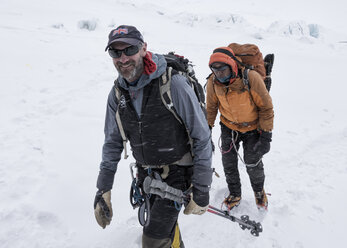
[113,28,128,36]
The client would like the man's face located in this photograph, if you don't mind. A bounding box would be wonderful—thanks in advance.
[210,62,231,79]
[110,42,147,82]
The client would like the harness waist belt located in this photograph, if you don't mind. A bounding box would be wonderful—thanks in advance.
[229,119,258,128]
[139,152,193,168]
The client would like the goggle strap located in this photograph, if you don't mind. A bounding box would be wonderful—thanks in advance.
[213,48,245,67]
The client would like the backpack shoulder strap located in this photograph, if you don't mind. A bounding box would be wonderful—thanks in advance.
[114,83,129,159]
[159,67,194,157]
[160,67,183,124]
[242,69,259,107]
[242,68,250,90]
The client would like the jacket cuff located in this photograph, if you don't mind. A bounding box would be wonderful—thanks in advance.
[96,168,116,192]
[193,187,209,207]
[192,181,211,192]
[260,131,272,142]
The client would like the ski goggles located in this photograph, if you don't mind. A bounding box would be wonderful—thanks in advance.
[210,64,229,73]
[108,45,140,58]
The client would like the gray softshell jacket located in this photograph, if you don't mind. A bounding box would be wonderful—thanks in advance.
[100,53,213,192]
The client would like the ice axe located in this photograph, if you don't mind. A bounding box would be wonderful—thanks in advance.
[143,176,263,237]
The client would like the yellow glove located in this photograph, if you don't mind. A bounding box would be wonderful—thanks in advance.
[183,187,209,215]
[183,197,208,215]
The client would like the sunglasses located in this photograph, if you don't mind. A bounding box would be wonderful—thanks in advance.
[108,45,140,58]
[210,65,229,73]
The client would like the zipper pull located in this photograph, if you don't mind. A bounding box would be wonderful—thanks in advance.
[138,121,142,133]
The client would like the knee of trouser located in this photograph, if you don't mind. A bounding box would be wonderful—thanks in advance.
[222,157,238,171]
[246,161,264,176]
[244,150,263,164]
[222,150,238,163]
[143,223,184,248]
[142,233,172,248]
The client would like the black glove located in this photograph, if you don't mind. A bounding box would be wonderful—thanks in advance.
[253,131,272,156]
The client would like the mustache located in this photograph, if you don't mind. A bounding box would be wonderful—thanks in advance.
[117,61,135,67]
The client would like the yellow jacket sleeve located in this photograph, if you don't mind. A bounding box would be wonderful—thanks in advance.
[206,75,219,128]
[248,70,274,131]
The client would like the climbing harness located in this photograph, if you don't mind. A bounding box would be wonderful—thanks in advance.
[218,129,262,168]
[129,163,151,227]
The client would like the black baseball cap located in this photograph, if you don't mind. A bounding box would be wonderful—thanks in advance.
[105,25,144,51]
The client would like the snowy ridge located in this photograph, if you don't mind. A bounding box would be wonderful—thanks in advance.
[1,0,347,247]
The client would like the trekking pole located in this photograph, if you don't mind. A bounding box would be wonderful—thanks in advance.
[143,176,263,236]
[207,205,263,237]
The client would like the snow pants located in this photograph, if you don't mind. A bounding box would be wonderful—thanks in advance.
[220,122,265,196]
[137,164,193,248]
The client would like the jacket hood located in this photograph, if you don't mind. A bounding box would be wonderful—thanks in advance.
[209,46,239,85]
[117,52,167,91]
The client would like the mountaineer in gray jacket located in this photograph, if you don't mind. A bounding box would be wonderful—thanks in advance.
[93,25,213,248]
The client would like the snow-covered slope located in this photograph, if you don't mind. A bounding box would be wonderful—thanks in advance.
[1,0,347,247]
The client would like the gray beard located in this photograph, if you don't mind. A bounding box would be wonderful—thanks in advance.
[117,60,144,82]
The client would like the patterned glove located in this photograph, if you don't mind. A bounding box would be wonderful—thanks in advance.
[94,190,113,229]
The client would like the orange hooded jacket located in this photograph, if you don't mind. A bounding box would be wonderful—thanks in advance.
[206,70,274,133]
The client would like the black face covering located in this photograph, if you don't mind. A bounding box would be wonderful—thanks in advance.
[216,74,232,84]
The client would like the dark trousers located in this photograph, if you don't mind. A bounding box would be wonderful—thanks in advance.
[137,164,192,247]
[220,122,265,196]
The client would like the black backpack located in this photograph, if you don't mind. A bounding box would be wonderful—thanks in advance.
[242,53,274,92]
[161,52,206,120]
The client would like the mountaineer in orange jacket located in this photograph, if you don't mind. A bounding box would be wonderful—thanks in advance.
[206,46,274,210]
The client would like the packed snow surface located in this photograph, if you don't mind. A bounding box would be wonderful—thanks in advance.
[1,0,347,247]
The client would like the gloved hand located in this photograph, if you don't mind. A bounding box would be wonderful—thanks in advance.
[94,190,113,229]
[253,131,272,156]
[184,187,209,215]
